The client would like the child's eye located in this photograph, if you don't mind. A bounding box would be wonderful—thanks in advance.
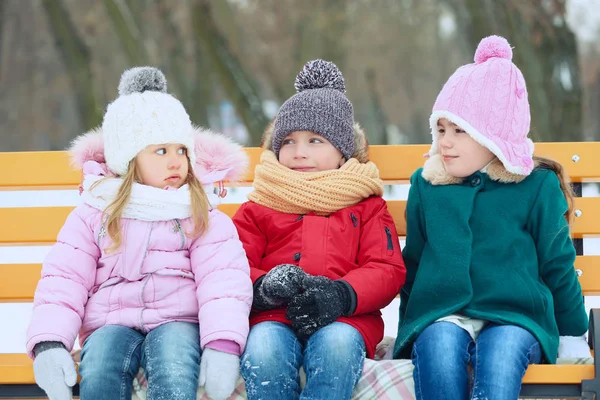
[178,147,187,155]
[309,138,323,144]
[155,148,166,155]
[438,128,445,135]
[282,139,294,146]
[456,129,466,134]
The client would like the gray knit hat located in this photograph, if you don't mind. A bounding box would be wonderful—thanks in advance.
[271,59,355,160]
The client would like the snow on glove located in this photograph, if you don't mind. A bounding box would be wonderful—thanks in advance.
[286,275,353,340]
[253,264,308,310]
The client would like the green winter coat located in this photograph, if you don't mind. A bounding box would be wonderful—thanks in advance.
[393,155,588,363]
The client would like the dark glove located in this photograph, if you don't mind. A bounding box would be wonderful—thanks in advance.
[286,276,355,340]
[253,264,308,310]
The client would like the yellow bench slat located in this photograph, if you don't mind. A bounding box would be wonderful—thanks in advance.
[0,264,41,301]
[3,197,600,244]
[2,143,600,188]
[0,201,406,244]
[576,255,600,295]
[3,257,599,302]
[0,354,35,384]
[0,204,244,244]
[0,152,80,188]
[522,364,595,384]
[0,353,593,385]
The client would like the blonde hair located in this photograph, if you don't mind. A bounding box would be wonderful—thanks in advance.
[101,158,210,253]
[533,155,575,225]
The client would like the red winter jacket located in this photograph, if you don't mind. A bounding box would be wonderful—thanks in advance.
[232,196,406,358]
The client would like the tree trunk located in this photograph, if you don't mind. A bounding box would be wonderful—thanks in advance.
[155,0,210,127]
[191,0,269,145]
[104,0,148,66]
[192,47,214,128]
[41,0,102,131]
[319,0,348,72]
[364,69,389,145]
[0,0,5,83]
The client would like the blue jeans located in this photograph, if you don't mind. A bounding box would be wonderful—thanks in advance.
[79,322,200,400]
[241,321,365,400]
[412,322,542,400]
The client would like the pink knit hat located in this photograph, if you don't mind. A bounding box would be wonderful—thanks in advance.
[429,35,534,175]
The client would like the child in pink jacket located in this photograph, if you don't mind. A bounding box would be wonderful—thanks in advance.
[26,67,253,400]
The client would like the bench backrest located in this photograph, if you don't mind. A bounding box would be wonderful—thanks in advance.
[1,142,600,303]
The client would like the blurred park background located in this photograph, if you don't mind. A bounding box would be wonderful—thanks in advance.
[2,0,600,152]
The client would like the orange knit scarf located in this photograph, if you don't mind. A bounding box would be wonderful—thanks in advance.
[248,151,383,215]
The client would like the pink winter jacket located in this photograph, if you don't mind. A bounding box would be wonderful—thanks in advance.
[26,128,253,359]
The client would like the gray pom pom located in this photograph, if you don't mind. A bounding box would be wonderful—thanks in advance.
[294,59,345,93]
[118,67,167,96]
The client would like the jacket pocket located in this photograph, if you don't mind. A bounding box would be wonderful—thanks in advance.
[515,272,544,316]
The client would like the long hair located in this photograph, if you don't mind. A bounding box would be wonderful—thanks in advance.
[185,163,210,238]
[99,162,139,253]
[101,158,210,253]
[533,155,575,225]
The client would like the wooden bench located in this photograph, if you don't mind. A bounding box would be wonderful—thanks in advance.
[1,143,599,399]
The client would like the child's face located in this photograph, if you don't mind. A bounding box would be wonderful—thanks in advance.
[278,131,345,172]
[437,118,495,178]
[135,143,189,189]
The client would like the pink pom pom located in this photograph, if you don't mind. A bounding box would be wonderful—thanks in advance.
[474,35,512,64]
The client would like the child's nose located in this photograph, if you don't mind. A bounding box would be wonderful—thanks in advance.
[168,156,181,169]
[293,144,308,158]
[439,135,453,148]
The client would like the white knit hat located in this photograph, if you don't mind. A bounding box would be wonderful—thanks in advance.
[102,67,195,176]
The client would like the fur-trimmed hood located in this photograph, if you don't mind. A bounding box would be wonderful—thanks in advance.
[68,126,248,185]
[260,119,370,163]
[422,154,526,185]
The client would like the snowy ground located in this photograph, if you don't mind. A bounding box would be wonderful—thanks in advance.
[1,183,599,353]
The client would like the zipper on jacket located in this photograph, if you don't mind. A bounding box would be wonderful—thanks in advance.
[350,213,358,227]
[138,223,155,332]
[384,226,394,251]
[173,219,185,250]
[138,222,154,275]
[97,214,110,248]
[97,222,107,247]
[139,274,151,333]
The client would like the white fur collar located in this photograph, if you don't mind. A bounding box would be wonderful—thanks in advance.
[422,154,526,185]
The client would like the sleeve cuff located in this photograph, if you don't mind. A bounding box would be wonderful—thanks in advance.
[336,280,357,316]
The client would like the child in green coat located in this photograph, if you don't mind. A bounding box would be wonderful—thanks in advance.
[393,35,590,400]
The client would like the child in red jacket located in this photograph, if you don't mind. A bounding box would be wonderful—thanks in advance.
[233,59,406,400]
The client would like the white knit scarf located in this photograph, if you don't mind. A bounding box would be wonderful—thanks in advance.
[81,175,220,221]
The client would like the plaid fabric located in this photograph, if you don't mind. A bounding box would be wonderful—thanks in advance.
[129,336,593,400]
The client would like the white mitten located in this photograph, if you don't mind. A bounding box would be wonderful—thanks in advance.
[382,343,395,360]
[558,335,592,358]
[33,348,78,400]
[199,348,240,400]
